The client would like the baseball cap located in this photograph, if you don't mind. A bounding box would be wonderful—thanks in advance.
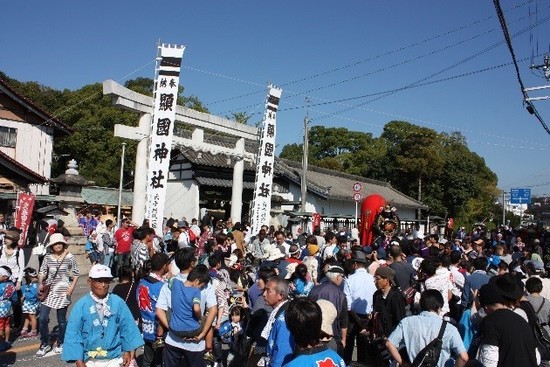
[89,264,113,279]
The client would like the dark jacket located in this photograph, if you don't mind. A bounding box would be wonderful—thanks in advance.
[371,287,406,338]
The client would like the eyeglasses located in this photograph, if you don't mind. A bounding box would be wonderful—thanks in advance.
[91,279,111,285]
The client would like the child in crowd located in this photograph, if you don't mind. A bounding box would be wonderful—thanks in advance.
[169,265,211,338]
[220,305,250,367]
[0,267,17,349]
[289,263,314,298]
[20,267,40,338]
[84,232,100,265]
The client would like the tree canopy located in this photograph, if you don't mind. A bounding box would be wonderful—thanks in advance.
[280,122,499,226]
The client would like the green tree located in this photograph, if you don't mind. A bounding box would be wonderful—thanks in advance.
[381,121,444,207]
[226,111,252,125]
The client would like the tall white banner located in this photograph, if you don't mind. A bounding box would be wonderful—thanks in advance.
[145,44,185,235]
[250,85,282,236]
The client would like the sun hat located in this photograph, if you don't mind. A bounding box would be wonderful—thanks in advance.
[266,248,285,261]
[317,299,337,337]
[493,273,524,301]
[47,233,67,247]
[3,230,20,242]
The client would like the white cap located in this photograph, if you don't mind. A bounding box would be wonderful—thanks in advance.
[0,268,10,278]
[89,264,113,279]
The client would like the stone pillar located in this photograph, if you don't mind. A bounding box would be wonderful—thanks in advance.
[230,138,245,222]
[132,113,151,224]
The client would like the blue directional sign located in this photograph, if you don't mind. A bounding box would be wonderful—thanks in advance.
[510,188,531,204]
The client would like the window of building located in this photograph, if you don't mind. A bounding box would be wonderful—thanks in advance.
[0,127,17,148]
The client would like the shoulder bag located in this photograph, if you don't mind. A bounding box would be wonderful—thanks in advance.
[38,254,66,302]
[412,320,447,367]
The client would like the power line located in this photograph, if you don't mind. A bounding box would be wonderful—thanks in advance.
[202,0,538,109]
[493,0,550,136]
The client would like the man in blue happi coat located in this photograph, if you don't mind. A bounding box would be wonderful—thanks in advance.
[62,264,143,367]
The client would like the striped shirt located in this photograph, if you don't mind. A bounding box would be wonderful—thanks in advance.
[39,252,80,309]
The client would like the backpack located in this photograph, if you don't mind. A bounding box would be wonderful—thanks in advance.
[525,299,550,360]
[412,320,447,367]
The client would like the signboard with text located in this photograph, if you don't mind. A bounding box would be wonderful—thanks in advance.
[250,85,282,235]
[510,188,531,204]
[145,44,185,235]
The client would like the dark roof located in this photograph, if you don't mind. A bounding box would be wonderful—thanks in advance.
[50,173,93,186]
[279,159,427,209]
[0,150,47,183]
[35,205,69,216]
[195,177,255,190]
[0,78,72,135]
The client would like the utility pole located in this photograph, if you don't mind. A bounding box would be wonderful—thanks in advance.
[502,190,506,227]
[301,115,309,213]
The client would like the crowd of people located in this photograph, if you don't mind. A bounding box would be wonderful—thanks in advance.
[1,209,550,367]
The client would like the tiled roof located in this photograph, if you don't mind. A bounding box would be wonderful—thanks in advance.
[195,177,255,190]
[178,145,257,170]
[0,150,47,183]
[279,159,427,209]
[81,186,133,206]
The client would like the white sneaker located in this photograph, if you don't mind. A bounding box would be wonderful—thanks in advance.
[54,344,63,354]
[36,344,52,357]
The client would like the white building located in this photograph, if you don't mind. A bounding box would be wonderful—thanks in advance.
[164,130,427,232]
[0,78,72,196]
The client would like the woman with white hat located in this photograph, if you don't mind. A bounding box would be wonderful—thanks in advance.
[36,233,80,357]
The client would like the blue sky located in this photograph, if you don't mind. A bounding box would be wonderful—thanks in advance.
[2,1,550,197]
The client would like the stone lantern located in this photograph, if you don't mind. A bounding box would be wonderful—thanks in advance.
[50,159,94,236]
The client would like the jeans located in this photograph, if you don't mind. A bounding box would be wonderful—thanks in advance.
[39,304,67,346]
[112,252,130,278]
[103,252,113,267]
[162,343,205,367]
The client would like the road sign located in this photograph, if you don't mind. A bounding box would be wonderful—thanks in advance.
[353,182,362,192]
[353,192,363,202]
[510,188,531,204]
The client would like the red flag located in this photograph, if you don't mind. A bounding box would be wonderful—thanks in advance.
[14,192,35,248]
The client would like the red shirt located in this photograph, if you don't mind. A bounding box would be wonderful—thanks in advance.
[114,226,135,254]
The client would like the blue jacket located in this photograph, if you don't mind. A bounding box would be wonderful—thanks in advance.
[62,293,143,362]
[267,303,294,367]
